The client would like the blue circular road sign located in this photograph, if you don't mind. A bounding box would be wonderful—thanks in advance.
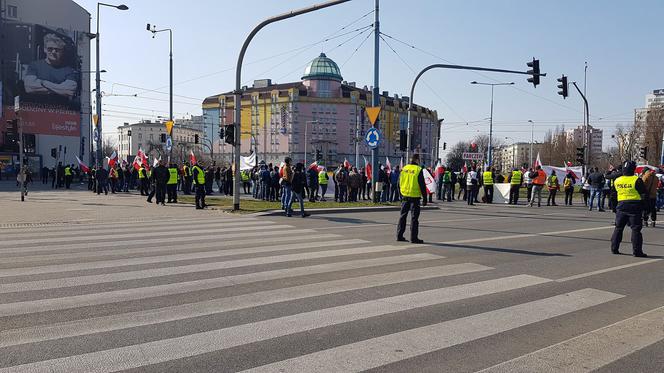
[365,127,381,149]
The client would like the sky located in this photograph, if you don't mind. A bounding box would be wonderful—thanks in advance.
[74,0,664,156]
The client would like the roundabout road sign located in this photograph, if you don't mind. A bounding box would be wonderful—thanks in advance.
[365,127,381,149]
[166,136,173,151]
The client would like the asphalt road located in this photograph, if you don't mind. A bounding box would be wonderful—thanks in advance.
[0,188,663,372]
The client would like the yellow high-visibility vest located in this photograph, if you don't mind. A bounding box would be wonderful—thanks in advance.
[615,175,641,202]
[399,164,423,198]
[511,171,522,185]
[192,165,205,185]
[168,167,178,185]
[483,171,494,185]
[138,167,146,179]
[64,167,72,176]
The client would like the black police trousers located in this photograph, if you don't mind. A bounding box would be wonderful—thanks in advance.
[611,201,644,255]
[397,197,421,241]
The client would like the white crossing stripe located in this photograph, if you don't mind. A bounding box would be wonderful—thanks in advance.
[0,228,317,254]
[555,259,663,282]
[0,223,285,246]
[0,263,491,348]
[0,250,440,317]
[476,305,664,373]
[0,243,421,279]
[0,220,273,240]
[0,239,368,292]
[1,233,341,259]
[0,275,553,373]
[242,288,623,373]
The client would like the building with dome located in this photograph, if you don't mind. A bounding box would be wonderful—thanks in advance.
[201,53,440,167]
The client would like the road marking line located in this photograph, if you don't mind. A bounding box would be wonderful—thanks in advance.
[0,228,318,254]
[476,306,664,373]
[556,259,663,282]
[0,223,283,246]
[0,239,368,292]
[0,263,491,348]
[441,226,615,245]
[0,249,439,316]
[312,216,510,231]
[0,275,551,373]
[242,289,623,373]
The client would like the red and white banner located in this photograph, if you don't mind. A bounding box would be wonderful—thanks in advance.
[423,168,437,195]
[107,150,118,169]
[75,156,90,173]
[189,150,197,165]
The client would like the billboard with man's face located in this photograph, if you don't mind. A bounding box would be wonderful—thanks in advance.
[1,21,82,138]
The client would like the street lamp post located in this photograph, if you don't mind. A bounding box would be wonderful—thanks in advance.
[147,23,173,162]
[95,2,128,168]
[528,120,534,167]
[304,120,317,165]
[505,136,516,169]
[470,81,514,167]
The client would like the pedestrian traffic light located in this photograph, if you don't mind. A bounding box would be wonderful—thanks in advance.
[224,124,235,145]
[526,58,540,87]
[443,142,447,150]
[194,134,199,144]
[399,130,407,151]
[160,133,166,143]
[127,130,132,137]
[51,148,57,158]
[640,146,648,159]
[557,75,568,98]
[576,147,585,164]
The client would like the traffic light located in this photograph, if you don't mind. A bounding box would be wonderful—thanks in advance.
[527,58,540,87]
[160,133,166,143]
[557,75,568,98]
[127,130,132,137]
[194,134,199,144]
[640,146,648,159]
[219,127,224,139]
[5,119,17,136]
[224,124,235,145]
[576,147,585,164]
[315,149,322,162]
[443,142,447,150]
[51,148,57,158]
[399,130,407,151]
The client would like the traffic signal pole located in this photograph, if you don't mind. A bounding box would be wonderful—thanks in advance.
[571,82,590,173]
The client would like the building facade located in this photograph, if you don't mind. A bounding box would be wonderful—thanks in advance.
[117,120,203,163]
[202,53,440,167]
[566,125,603,158]
[492,142,544,172]
[0,0,91,173]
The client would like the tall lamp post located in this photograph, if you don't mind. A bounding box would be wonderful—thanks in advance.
[470,81,514,167]
[147,23,173,162]
[528,120,534,167]
[95,2,128,168]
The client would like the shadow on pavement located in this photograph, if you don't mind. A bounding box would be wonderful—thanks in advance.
[427,242,573,257]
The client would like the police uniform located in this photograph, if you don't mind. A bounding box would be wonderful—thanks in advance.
[482,170,494,203]
[182,164,192,195]
[167,165,179,203]
[610,161,648,257]
[396,160,427,243]
[508,169,522,205]
[192,164,206,209]
[64,166,72,189]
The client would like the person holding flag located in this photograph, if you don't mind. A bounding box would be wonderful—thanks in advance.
[396,153,427,244]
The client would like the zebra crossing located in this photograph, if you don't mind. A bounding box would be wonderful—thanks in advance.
[0,215,661,372]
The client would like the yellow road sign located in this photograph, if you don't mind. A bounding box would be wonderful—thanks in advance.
[164,120,174,136]
[366,106,381,125]
[92,114,99,127]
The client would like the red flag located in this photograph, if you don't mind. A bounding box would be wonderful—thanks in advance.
[462,163,468,173]
[434,160,444,177]
[344,158,351,170]
[363,156,372,180]
[189,150,197,165]
[75,156,90,173]
[384,157,392,173]
[107,150,118,169]
[534,152,542,168]
[308,161,319,170]
[279,161,286,177]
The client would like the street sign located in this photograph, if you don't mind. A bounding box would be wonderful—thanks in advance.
[14,96,19,112]
[462,152,484,160]
[93,114,99,127]
[366,106,381,125]
[93,129,99,142]
[164,120,174,136]
[365,127,381,149]
[166,136,173,151]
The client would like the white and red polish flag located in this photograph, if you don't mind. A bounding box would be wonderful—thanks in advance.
[76,156,90,173]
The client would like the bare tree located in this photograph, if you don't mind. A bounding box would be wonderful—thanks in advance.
[102,136,117,159]
[445,141,470,171]
[613,122,642,162]
[643,105,664,165]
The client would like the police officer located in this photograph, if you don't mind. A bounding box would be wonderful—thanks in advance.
[396,153,427,244]
[138,165,148,196]
[167,163,179,203]
[610,160,648,257]
[64,164,72,189]
[182,162,192,195]
[192,161,206,209]
[508,167,522,205]
[482,167,494,203]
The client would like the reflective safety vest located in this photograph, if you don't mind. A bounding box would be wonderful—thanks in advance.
[241,171,249,182]
[399,164,423,198]
[192,165,205,185]
[511,170,522,185]
[442,171,451,183]
[533,170,546,185]
[183,165,191,177]
[615,175,641,202]
[138,167,146,179]
[109,168,117,179]
[64,167,72,176]
[318,170,328,185]
[168,167,178,185]
[547,175,559,189]
[483,171,494,186]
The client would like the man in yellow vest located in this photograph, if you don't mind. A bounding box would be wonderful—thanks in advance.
[64,164,72,189]
[318,168,329,201]
[138,165,148,196]
[167,163,179,203]
[611,160,648,257]
[182,162,192,195]
[481,167,495,203]
[396,153,427,244]
[192,161,206,209]
[508,167,522,205]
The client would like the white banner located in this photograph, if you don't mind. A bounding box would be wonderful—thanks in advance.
[240,153,256,170]
[423,168,437,195]
[493,184,511,204]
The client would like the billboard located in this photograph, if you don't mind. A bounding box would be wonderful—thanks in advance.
[1,21,82,139]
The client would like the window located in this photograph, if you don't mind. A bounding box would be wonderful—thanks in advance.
[7,5,17,18]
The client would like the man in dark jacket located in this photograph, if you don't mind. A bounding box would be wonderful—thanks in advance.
[588,167,606,211]
[307,166,319,202]
[289,163,310,218]
[152,160,170,206]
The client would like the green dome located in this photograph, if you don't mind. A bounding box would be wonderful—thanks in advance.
[302,53,343,82]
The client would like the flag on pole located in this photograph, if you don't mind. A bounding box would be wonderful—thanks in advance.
[423,167,437,195]
[107,150,118,169]
[400,157,404,170]
[141,149,150,172]
[434,160,444,178]
[363,156,372,180]
[534,152,542,168]
[344,158,352,170]
[279,161,286,177]
[384,157,392,173]
[308,161,318,171]
[153,155,161,168]
[189,150,197,165]
[462,162,468,174]
[75,156,90,173]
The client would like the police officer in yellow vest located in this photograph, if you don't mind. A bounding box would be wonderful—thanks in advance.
[481,167,495,203]
[64,165,73,189]
[318,168,329,201]
[508,168,522,205]
[396,153,427,244]
[192,161,206,209]
[182,162,192,195]
[138,166,148,196]
[167,163,179,203]
[611,160,648,257]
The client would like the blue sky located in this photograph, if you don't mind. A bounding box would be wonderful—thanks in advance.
[75,0,664,153]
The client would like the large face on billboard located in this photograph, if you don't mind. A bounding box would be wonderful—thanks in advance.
[1,22,82,138]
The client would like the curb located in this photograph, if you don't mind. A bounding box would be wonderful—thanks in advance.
[251,205,439,217]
